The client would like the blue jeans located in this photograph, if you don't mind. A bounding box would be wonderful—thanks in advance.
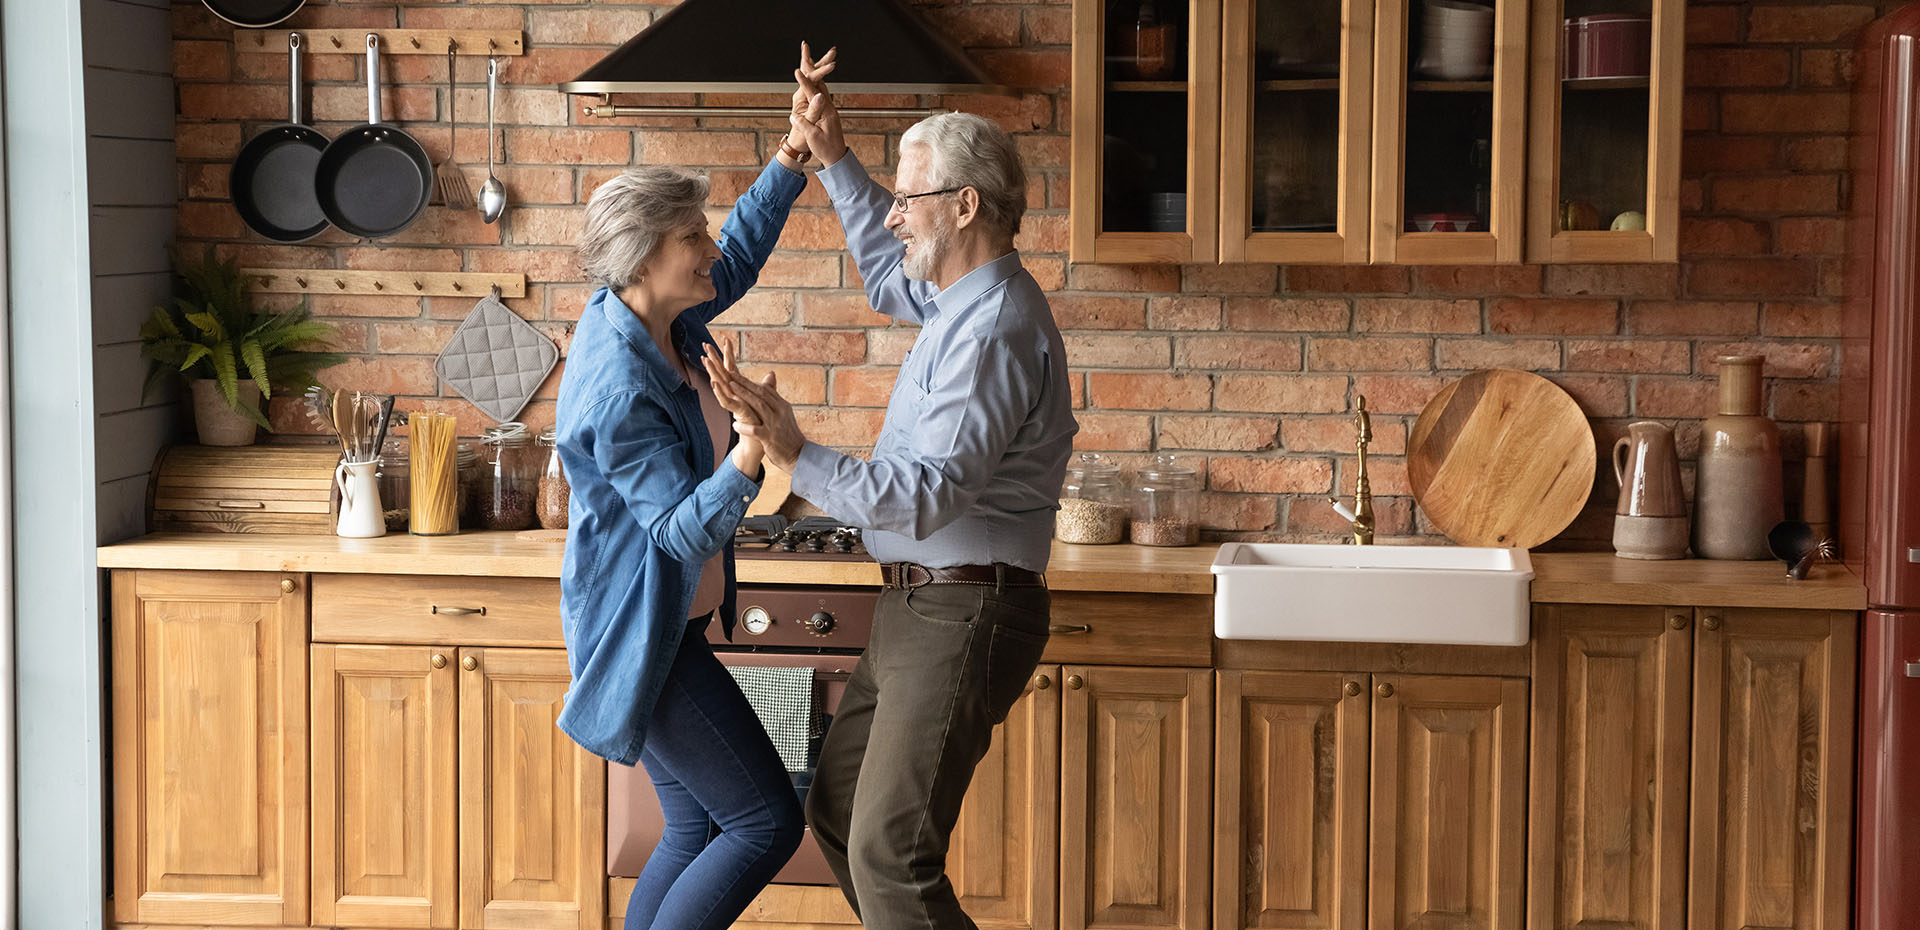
[625,621,805,930]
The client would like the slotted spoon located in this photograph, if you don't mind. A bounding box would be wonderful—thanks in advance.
[435,43,473,210]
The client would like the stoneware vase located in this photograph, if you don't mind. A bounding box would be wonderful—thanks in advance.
[1611,420,1688,559]
[189,379,260,447]
[1692,356,1784,559]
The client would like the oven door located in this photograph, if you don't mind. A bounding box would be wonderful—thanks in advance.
[606,651,855,885]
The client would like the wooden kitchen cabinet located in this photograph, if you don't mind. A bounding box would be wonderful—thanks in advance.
[1530,605,1855,930]
[950,666,1062,930]
[111,569,309,927]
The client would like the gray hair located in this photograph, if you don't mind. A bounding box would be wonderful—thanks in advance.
[578,166,710,289]
[901,112,1027,236]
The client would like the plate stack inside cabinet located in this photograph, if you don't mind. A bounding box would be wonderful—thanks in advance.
[147,443,340,534]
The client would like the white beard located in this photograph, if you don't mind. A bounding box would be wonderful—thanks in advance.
[900,211,956,282]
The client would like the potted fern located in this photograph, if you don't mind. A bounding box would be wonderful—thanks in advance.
[141,248,344,446]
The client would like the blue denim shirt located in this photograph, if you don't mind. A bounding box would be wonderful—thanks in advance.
[555,159,806,765]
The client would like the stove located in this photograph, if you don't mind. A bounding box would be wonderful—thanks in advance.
[736,515,869,556]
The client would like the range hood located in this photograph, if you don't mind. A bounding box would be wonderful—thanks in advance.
[560,0,1013,109]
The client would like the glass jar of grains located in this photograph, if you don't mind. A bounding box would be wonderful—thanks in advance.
[1056,452,1128,544]
[1130,454,1200,547]
[475,422,539,530]
[536,425,569,530]
[455,440,478,527]
[376,437,410,532]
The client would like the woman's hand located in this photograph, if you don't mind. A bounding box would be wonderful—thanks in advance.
[776,44,837,171]
[702,337,805,474]
[788,43,847,166]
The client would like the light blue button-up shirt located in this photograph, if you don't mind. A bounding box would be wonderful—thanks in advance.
[792,153,1077,571]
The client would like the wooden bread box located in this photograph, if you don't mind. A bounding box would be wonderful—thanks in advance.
[147,443,341,534]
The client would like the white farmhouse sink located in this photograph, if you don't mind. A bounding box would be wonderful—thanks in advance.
[1211,543,1534,646]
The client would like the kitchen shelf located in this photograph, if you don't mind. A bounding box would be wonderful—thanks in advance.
[1407,80,1496,93]
[1256,79,1342,91]
[1561,75,1651,90]
[234,29,526,56]
[241,269,527,299]
[1107,80,1189,93]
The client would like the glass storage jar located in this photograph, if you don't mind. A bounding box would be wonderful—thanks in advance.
[475,422,539,530]
[1056,452,1129,544]
[537,425,569,530]
[376,437,410,532]
[1130,454,1199,546]
[455,440,478,527]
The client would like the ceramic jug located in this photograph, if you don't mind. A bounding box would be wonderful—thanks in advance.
[1693,356,1783,559]
[1611,420,1688,559]
[334,459,386,538]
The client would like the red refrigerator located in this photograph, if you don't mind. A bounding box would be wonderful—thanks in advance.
[1846,7,1920,927]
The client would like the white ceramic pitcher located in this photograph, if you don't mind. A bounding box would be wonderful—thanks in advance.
[334,459,386,538]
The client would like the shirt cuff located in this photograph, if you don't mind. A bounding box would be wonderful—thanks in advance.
[714,455,764,506]
[755,156,810,199]
[788,440,841,506]
[815,151,871,201]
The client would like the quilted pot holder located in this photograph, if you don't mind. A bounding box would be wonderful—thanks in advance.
[433,288,559,423]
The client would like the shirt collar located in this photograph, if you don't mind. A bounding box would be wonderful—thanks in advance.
[596,286,694,387]
[930,251,1024,320]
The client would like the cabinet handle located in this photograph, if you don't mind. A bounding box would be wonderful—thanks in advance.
[432,605,486,616]
[462,655,478,671]
[431,654,447,669]
[1034,674,1052,690]
[1344,681,1362,697]
[281,579,296,594]
[1067,674,1085,690]
[1702,615,1721,631]
[1376,682,1395,699]
[1669,614,1687,630]
[215,500,266,509]
[1049,624,1091,635]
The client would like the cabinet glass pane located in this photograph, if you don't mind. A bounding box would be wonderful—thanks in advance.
[1400,0,1496,233]
[1250,0,1342,232]
[1102,0,1190,234]
[1557,0,1653,232]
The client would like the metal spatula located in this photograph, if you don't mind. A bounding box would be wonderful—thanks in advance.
[435,44,473,210]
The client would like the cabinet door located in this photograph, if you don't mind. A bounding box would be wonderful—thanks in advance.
[1690,609,1856,930]
[111,569,308,926]
[312,643,459,929]
[951,665,1062,930]
[459,647,605,930]
[1214,670,1367,930]
[1367,674,1525,930]
[1369,0,1528,263]
[1525,0,1683,261]
[1070,0,1222,262]
[1528,605,1690,930]
[1061,666,1212,930]
[1219,0,1375,262]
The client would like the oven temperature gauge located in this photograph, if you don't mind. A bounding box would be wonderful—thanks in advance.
[740,605,773,636]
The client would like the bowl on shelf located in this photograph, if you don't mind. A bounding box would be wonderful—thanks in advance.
[1410,212,1478,232]
[1416,0,1494,80]
[1144,192,1186,232]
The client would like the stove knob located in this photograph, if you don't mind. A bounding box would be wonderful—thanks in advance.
[800,610,835,635]
[778,538,798,552]
[805,536,826,553]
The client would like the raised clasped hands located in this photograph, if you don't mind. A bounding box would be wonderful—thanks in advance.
[702,335,804,474]
[788,41,847,166]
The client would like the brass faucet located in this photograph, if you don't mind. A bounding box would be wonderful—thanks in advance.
[1326,395,1375,545]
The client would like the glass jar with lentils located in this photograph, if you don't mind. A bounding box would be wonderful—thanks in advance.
[536,424,569,530]
[475,422,539,530]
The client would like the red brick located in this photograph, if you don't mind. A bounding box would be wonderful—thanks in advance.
[323,356,440,396]
[1628,300,1758,336]
[1680,218,1771,256]
[926,6,1022,46]
[551,288,596,322]
[1051,295,1148,330]
[505,129,632,166]
[319,321,373,355]
[1184,264,1278,295]
[1286,264,1411,294]
[1305,337,1429,372]
[1762,301,1843,338]
[373,322,462,355]
[218,244,333,271]
[1411,265,1543,297]
[714,291,792,326]
[1354,298,1480,334]
[180,84,287,121]
[1778,217,1846,255]
[1071,413,1154,451]
[866,329,920,366]
[1680,178,1705,212]
[502,47,615,88]
[340,248,465,272]
[1435,339,1560,371]
[508,207,585,247]
[1546,264,1679,297]
[1687,259,1819,298]
[973,48,1072,90]
[635,130,762,167]
[1068,373,1086,409]
[1635,378,1718,419]
[796,407,887,448]
[1213,375,1348,414]
[1027,8,1073,44]
[942,93,1055,133]
[1067,263,1182,292]
[1284,414,1409,454]
[1721,93,1851,134]
[1203,494,1280,533]
[777,211,856,251]
[182,163,228,201]
[1746,5,1876,43]
[1685,48,1791,88]
[455,86,571,126]
[1800,49,1859,89]
[1062,333,1170,368]
[1489,298,1619,335]
[1159,415,1278,452]
[1682,137,1781,175]
[798,294,889,328]
[1786,138,1849,172]
[758,254,841,289]
[383,205,506,249]
[1146,296,1223,331]
[1355,459,1412,497]
[1352,375,1449,415]
[1684,95,1714,133]
[176,122,244,160]
[528,9,654,45]
[1564,339,1692,374]
[1291,495,1412,539]
[1087,373,1211,411]
[1772,381,1840,421]
[178,201,249,240]
[1700,341,1835,379]
[1821,257,1849,298]
[1710,175,1839,214]
[740,330,865,364]
[173,40,230,83]
[1224,297,1351,332]
[1208,457,1334,494]
[829,367,900,407]
[1175,335,1304,371]
[1548,374,1631,418]
[1685,6,1740,44]
[1025,256,1067,291]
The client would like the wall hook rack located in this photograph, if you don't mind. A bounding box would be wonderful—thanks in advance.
[241,269,527,299]
[237,29,524,56]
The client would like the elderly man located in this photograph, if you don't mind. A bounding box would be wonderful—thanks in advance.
[706,54,1076,930]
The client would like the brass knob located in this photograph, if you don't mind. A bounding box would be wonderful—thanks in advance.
[1034,674,1052,690]
[462,655,478,671]
[1344,681,1362,697]
[1067,674,1085,690]
[1669,614,1687,630]
[431,654,447,669]
[1702,616,1721,631]
[280,579,296,594]
[1376,682,1395,699]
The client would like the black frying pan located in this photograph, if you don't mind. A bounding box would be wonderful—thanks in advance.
[230,33,328,242]
[314,34,434,239]
[201,0,304,28]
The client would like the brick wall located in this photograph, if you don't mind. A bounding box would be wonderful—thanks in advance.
[171,0,1886,548]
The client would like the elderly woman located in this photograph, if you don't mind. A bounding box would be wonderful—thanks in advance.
[553,51,830,930]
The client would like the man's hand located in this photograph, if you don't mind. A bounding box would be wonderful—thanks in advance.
[789,43,847,166]
[702,337,805,473]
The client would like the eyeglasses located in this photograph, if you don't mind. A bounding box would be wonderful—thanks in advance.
[889,187,961,213]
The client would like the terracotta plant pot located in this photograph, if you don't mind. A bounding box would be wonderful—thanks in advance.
[189,379,261,447]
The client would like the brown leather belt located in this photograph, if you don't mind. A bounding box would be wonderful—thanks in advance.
[880,561,1045,589]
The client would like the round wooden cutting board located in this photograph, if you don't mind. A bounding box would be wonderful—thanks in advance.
[1407,369,1596,549]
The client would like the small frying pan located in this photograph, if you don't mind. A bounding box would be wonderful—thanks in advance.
[230,33,329,242]
[201,0,304,28]
[314,34,434,239]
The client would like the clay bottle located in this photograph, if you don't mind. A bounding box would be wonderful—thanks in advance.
[1692,356,1784,559]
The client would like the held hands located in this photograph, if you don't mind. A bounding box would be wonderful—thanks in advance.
[702,336,805,474]
[788,42,847,166]
[779,44,840,167]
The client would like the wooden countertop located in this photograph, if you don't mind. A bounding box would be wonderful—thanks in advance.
[96,533,1867,607]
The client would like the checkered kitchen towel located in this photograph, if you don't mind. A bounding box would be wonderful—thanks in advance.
[725,666,816,772]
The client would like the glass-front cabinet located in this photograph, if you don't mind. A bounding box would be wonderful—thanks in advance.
[1070,0,1684,265]
[1526,0,1682,261]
